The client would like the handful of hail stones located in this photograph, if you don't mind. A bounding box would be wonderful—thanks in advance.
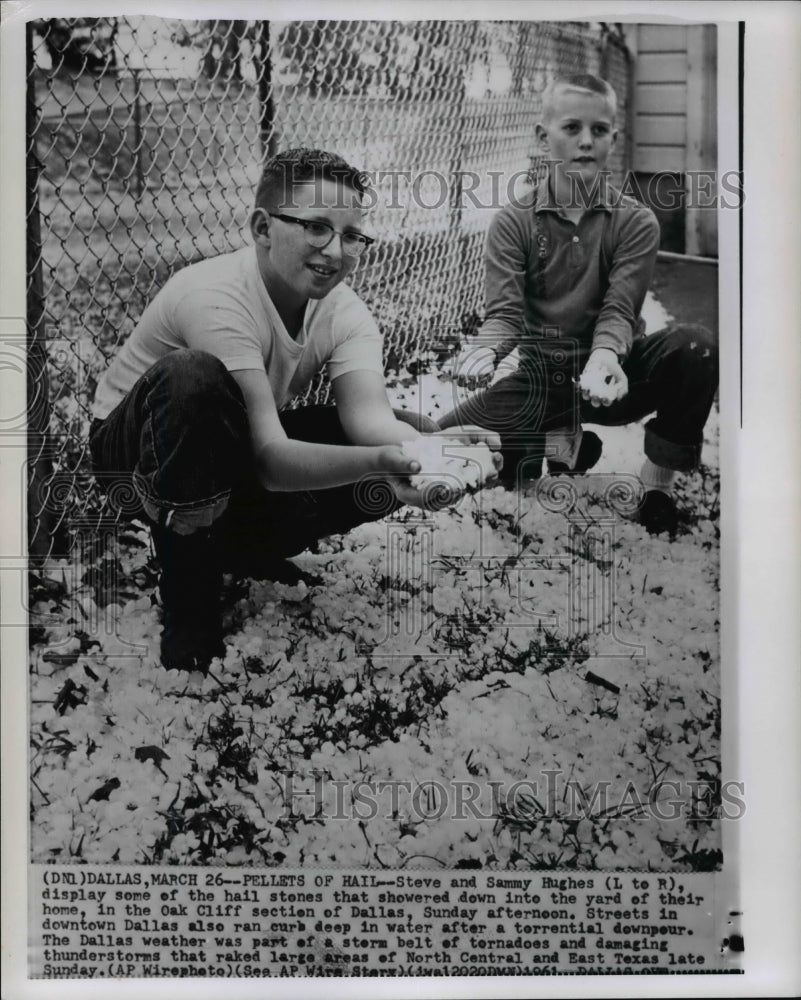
[400,436,495,498]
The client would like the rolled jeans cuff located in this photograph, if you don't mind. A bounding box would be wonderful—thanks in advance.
[644,421,701,472]
[134,472,231,535]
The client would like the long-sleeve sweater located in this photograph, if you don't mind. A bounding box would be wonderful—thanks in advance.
[480,178,661,367]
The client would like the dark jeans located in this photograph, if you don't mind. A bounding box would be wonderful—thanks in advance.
[438,324,718,478]
[89,349,438,570]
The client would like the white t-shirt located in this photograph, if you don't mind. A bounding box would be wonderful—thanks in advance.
[92,246,384,420]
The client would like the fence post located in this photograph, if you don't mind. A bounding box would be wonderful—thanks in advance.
[257,21,276,162]
[599,23,610,78]
[600,25,634,184]
[448,21,479,343]
[132,68,144,197]
[622,33,635,186]
[26,23,57,558]
[447,21,477,237]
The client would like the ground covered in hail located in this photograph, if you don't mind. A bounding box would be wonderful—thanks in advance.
[29,296,722,872]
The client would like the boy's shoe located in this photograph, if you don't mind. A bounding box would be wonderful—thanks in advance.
[152,524,224,673]
[160,613,225,673]
[635,490,679,537]
[547,430,603,476]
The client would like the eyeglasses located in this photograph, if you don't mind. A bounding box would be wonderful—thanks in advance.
[268,213,375,257]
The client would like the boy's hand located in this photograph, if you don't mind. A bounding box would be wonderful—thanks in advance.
[372,445,460,511]
[388,477,463,511]
[579,348,628,407]
[454,346,498,389]
[377,428,504,510]
[428,426,504,487]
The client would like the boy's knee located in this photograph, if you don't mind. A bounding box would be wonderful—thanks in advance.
[669,324,718,366]
[157,348,228,387]
[154,350,240,410]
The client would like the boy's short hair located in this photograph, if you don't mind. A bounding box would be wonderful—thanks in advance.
[254,148,368,212]
[541,74,618,122]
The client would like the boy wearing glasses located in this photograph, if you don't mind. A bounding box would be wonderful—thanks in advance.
[89,148,500,672]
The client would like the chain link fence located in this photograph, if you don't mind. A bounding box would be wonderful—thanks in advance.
[26,16,632,556]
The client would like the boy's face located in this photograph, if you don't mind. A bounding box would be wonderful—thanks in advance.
[536,87,617,187]
[255,179,367,302]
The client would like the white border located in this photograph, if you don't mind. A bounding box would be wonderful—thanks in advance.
[736,4,801,996]
[2,2,800,998]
